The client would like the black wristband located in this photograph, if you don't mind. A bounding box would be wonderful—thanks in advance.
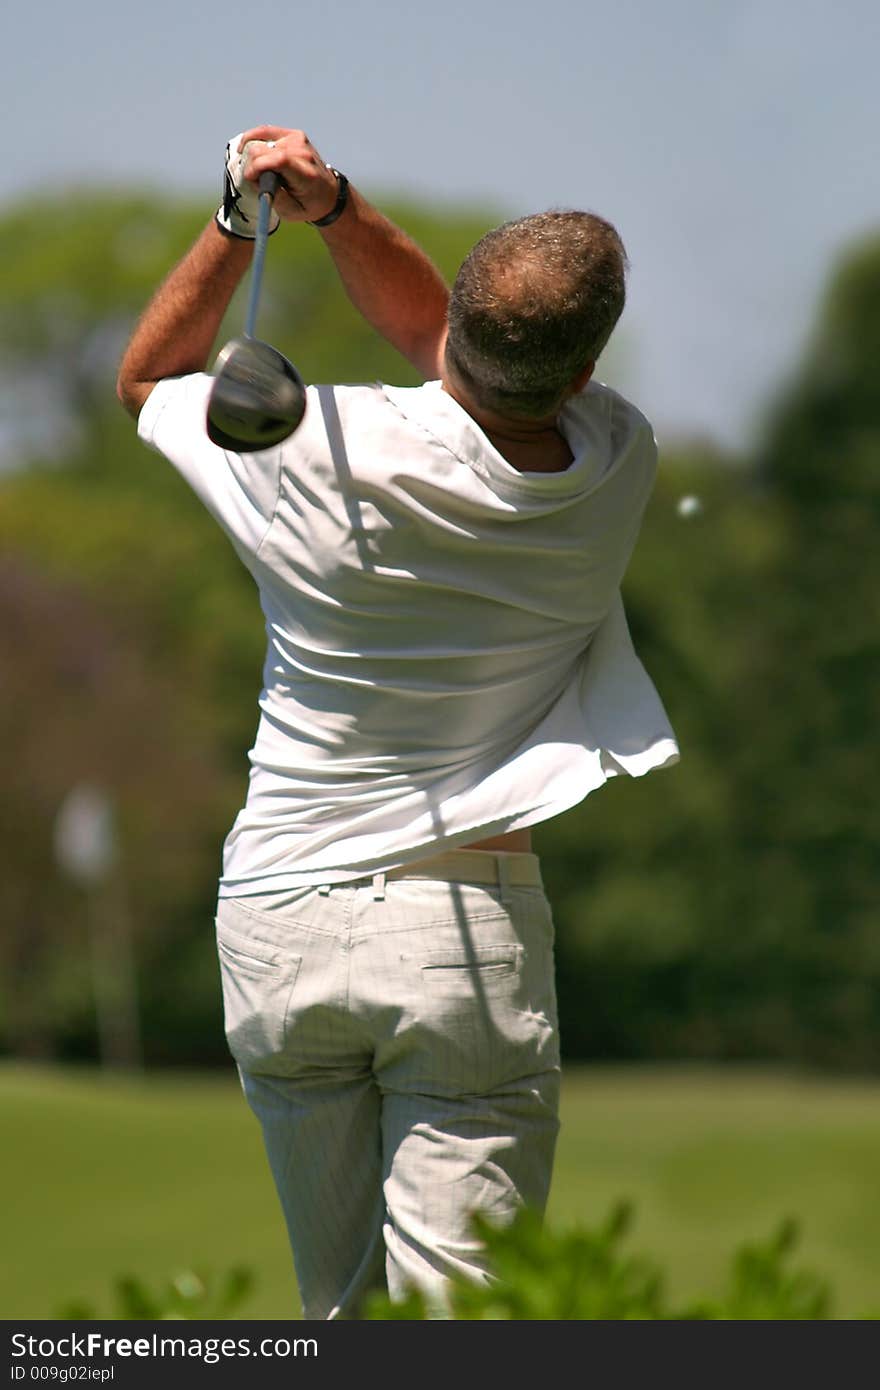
[309,169,350,228]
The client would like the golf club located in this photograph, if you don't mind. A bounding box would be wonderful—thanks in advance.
[206,170,307,452]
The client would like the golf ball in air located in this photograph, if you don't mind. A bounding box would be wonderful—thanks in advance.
[676,494,703,518]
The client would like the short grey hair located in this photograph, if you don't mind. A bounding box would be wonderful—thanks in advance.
[445,210,628,418]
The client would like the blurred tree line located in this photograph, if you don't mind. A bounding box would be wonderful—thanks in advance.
[0,194,876,1069]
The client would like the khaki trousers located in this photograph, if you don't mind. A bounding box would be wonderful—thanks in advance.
[215,851,561,1319]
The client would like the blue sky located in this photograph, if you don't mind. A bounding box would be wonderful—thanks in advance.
[5,0,878,450]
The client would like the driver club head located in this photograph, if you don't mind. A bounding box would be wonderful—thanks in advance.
[206,336,307,452]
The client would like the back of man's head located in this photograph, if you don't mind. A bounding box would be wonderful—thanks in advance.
[445,210,627,419]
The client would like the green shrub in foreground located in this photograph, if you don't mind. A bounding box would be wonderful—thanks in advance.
[362,1203,878,1320]
[58,1266,254,1321]
[58,1203,879,1320]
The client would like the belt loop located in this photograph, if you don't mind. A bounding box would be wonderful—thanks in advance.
[318,883,331,897]
[372,871,386,901]
[497,855,512,906]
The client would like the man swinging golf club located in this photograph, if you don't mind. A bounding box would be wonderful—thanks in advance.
[117,125,679,1320]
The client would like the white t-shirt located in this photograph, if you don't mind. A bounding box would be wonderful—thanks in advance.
[138,374,678,893]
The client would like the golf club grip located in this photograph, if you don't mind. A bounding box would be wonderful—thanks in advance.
[259,170,281,200]
[244,175,280,339]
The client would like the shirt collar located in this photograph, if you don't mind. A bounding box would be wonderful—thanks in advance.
[382,380,612,500]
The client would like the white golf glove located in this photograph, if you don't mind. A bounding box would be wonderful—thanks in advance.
[215,132,281,239]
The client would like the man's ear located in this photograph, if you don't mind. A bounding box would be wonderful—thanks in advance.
[568,360,595,396]
[431,325,450,381]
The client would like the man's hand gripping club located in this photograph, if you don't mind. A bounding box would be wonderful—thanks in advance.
[218,127,343,233]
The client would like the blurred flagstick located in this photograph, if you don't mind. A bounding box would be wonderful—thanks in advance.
[53,784,142,1071]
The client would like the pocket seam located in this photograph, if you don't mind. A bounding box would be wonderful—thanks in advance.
[217,937,281,977]
[421,944,522,968]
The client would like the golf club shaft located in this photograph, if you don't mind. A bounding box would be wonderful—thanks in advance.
[245,172,281,339]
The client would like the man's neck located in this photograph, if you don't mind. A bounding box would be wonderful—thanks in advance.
[441,376,573,474]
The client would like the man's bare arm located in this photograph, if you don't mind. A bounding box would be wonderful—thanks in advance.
[242,126,449,380]
[320,185,449,379]
[116,222,253,418]
[117,127,449,420]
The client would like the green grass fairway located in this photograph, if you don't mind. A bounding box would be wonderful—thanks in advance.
[2,1062,879,1319]
[548,1066,880,1317]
